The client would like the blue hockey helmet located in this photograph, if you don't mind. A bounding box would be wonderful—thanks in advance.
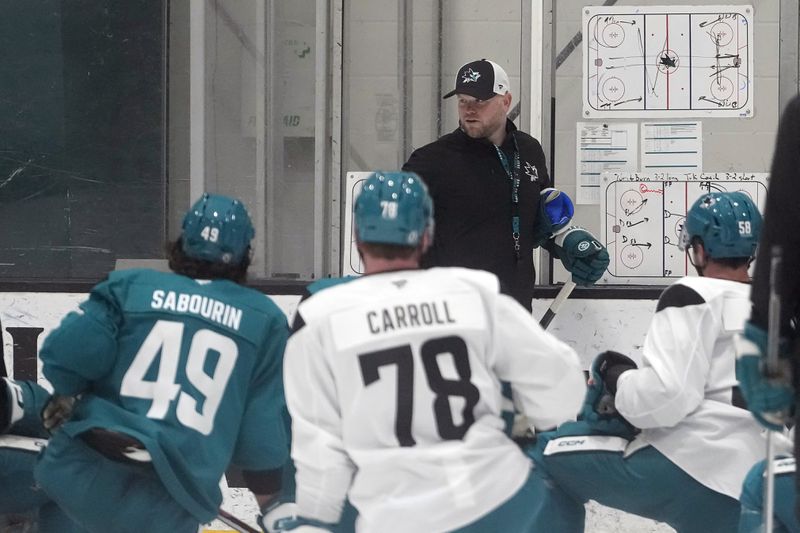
[354,171,434,247]
[181,193,255,264]
[679,191,762,258]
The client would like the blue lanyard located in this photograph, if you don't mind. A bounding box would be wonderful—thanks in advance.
[494,134,521,258]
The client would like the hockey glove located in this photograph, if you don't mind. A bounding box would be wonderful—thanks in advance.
[531,188,575,248]
[579,351,638,439]
[41,394,76,432]
[594,350,637,395]
[0,378,25,434]
[266,515,334,533]
[552,227,609,286]
[259,500,299,533]
[735,321,794,432]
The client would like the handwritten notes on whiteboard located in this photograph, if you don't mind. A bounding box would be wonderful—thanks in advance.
[599,172,767,284]
[583,5,754,118]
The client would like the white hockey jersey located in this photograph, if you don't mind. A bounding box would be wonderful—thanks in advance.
[615,276,765,499]
[284,267,585,533]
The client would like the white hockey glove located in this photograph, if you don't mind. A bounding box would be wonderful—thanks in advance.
[0,378,25,433]
[263,514,335,533]
[259,501,298,533]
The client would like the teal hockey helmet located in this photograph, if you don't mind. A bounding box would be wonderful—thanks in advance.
[679,191,762,258]
[181,193,255,264]
[354,171,434,247]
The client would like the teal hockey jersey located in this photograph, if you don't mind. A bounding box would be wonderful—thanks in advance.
[39,269,289,522]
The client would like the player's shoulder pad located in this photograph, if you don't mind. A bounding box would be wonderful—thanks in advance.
[656,280,706,313]
[104,268,170,297]
[432,267,501,294]
[293,278,356,328]
[292,276,357,333]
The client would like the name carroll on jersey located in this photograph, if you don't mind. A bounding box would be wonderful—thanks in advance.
[150,289,243,331]
[366,299,456,335]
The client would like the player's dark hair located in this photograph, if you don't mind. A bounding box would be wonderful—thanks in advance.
[710,256,752,269]
[690,237,751,270]
[359,242,418,260]
[167,238,250,283]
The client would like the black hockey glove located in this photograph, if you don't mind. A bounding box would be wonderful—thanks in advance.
[551,227,610,286]
[41,394,76,432]
[579,351,639,439]
[595,350,637,395]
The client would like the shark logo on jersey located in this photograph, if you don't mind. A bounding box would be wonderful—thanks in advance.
[461,68,481,83]
[524,162,539,182]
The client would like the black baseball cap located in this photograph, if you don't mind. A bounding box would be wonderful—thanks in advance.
[443,59,511,100]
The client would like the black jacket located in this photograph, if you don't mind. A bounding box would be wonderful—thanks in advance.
[403,119,550,310]
[750,94,800,336]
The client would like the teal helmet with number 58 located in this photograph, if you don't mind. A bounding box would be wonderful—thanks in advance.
[679,191,762,258]
[354,171,434,247]
[181,193,255,264]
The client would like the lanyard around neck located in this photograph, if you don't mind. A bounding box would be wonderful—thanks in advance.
[493,133,521,259]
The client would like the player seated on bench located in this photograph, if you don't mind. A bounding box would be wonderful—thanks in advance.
[527,191,768,533]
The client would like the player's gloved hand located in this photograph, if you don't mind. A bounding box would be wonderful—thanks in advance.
[579,351,639,439]
[0,378,25,433]
[266,515,334,533]
[531,188,575,248]
[259,500,298,533]
[41,394,76,432]
[280,527,331,533]
[735,321,794,432]
[594,350,637,395]
[552,227,609,286]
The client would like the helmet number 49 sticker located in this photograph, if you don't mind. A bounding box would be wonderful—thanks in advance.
[200,226,220,242]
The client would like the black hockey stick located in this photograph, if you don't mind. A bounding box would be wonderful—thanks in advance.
[217,508,260,533]
[539,280,576,330]
[764,245,783,533]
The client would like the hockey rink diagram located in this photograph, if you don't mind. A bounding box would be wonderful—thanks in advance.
[583,5,754,118]
[343,172,369,276]
[600,172,768,284]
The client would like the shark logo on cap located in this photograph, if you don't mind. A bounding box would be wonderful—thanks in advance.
[461,68,481,83]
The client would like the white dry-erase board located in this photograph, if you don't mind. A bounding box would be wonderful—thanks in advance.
[599,171,768,284]
[583,5,754,118]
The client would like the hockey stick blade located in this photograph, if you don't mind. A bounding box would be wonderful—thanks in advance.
[217,508,260,533]
[539,280,576,330]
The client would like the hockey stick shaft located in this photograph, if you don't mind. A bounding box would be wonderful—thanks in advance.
[217,508,260,533]
[764,245,783,533]
[539,280,577,330]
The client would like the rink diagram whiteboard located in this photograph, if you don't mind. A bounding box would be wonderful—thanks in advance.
[583,5,754,118]
[342,171,370,276]
[600,172,768,284]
